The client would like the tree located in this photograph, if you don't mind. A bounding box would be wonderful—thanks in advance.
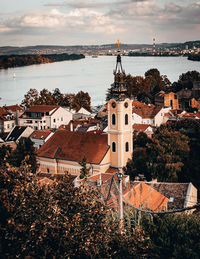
[160,119,200,191]
[144,68,171,97]
[72,91,91,112]
[172,70,200,92]
[0,145,12,167]
[11,138,38,173]
[79,156,90,180]
[21,88,39,108]
[52,88,65,106]
[141,214,200,259]
[124,128,190,182]
[38,88,55,105]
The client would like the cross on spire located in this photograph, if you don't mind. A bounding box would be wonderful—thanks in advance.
[117,40,121,52]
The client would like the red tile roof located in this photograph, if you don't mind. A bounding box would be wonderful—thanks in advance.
[4,105,23,112]
[125,182,169,211]
[132,101,162,119]
[132,123,152,132]
[30,129,52,140]
[37,130,109,164]
[0,107,10,121]
[25,105,59,113]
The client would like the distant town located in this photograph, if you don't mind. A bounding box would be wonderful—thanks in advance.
[0,40,200,57]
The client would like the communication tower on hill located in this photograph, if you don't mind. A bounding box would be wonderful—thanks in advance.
[153,37,156,53]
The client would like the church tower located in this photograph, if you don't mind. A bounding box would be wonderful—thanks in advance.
[107,41,133,169]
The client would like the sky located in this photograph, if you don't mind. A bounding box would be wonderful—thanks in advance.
[0,0,199,46]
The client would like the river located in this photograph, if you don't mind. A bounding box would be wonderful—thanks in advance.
[0,56,199,107]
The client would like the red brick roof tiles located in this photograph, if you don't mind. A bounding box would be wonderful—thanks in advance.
[25,105,59,113]
[30,129,52,140]
[37,130,109,164]
[132,101,161,119]
[125,182,169,211]
[4,105,23,112]
[132,124,152,131]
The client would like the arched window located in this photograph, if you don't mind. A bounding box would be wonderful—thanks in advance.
[112,142,116,152]
[125,114,128,125]
[112,113,116,125]
[125,142,129,152]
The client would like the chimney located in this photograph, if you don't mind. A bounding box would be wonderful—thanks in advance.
[16,109,19,126]
[70,121,73,132]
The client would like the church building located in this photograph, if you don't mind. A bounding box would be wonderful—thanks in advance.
[37,43,133,176]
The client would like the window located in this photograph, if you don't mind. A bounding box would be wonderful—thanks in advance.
[112,142,116,152]
[53,118,56,123]
[125,142,129,152]
[47,168,50,173]
[125,114,128,125]
[174,95,177,100]
[7,124,10,129]
[112,114,116,125]
[61,117,63,121]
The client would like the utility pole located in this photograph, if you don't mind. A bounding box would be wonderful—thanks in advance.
[117,168,124,231]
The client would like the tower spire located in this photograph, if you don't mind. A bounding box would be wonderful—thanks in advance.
[116,40,123,73]
[111,40,128,100]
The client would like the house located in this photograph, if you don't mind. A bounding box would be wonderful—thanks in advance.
[3,105,24,119]
[72,107,94,120]
[155,91,179,110]
[146,182,197,213]
[37,130,111,176]
[106,181,169,212]
[132,123,154,137]
[30,129,54,149]
[0,107,16,133]
[19,105,72,130]
[132,101,171,127]
[178,111,200,120]
[5,126,34,143]
[37,45,133,177]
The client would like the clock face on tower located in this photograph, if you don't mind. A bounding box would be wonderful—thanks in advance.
[112,102,116,108]
[124,102,128,108]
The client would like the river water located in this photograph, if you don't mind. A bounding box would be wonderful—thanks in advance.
[0,56,199,107]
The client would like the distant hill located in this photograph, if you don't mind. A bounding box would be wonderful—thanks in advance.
[0,41,199,55]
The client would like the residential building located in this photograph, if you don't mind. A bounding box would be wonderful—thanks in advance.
[30,129,54,149]
[132,101,171,127]
[155,91,179,109]
[19,105,72,130]
[0,107,16,133]
[146,182,197,213]
[5,126,34,143]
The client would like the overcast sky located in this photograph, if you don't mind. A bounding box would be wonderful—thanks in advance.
[0,0,199,46]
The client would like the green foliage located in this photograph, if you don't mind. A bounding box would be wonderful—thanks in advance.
[124,128,190,182]
[21,88,91,111]
[172,70,200,92]
[2,138,38,174]
[159,119,200,191]
[106,68,171,103]
[0,53,85,69]
[141,214,200,259]
[0,169,149,258]
[79,156,90,180]
[0,145,12,167]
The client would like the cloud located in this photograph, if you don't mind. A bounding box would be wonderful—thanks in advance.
[0,0,200,45]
